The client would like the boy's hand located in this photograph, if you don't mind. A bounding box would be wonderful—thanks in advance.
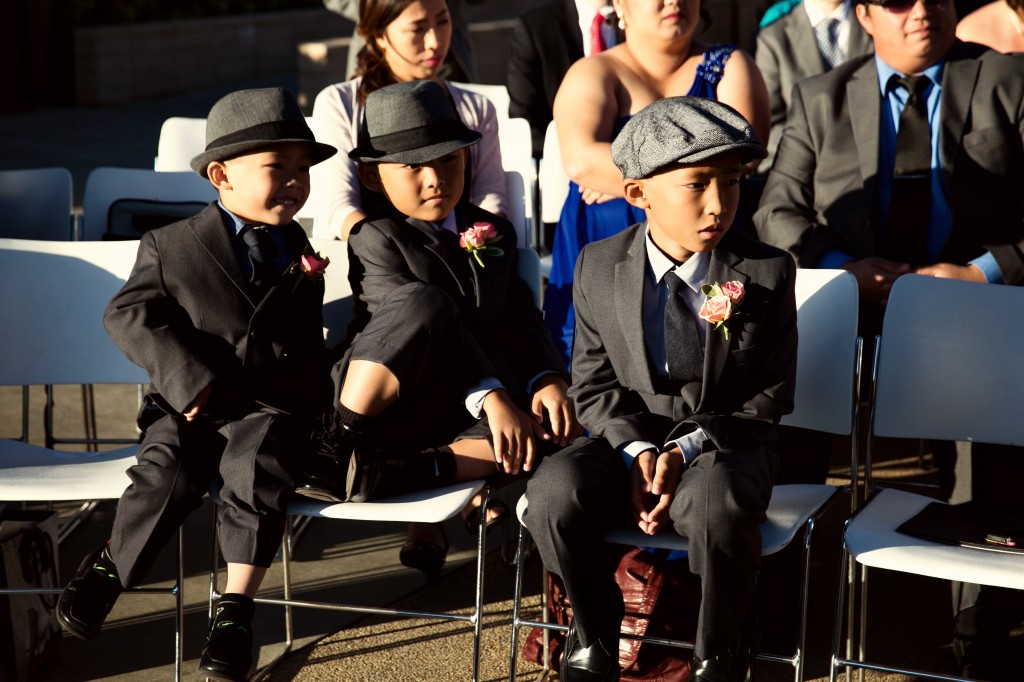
[182,384,212,422]
[631,446,684,536]
[530,375,582,448]
[483,388,549,475]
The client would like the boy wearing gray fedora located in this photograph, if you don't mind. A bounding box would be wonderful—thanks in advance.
[524,97,798,682]
[57,88,336,682]
[294,79,575,579]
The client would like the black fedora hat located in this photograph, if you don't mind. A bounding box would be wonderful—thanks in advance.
[349,80,481,165]
[190,88,336,178]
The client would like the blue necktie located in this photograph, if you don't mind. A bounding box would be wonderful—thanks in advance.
[883,75,931,264]
[663,272,704,382]
[241,225,276,288]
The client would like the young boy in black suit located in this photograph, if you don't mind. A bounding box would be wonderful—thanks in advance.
[525,97,799,682]
[294,79,577,579]
[57,88,337,682]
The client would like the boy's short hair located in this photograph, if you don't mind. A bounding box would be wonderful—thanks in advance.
[611,97,766,180]
[190,88,336,178]
[348,80,480,165]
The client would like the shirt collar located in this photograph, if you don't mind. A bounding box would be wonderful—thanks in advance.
[644,228,710,292]
[575,0,600,25]
[217,199,249,237]
[803,0,850,26]
[874,54,945,94]
[435,210,458,235]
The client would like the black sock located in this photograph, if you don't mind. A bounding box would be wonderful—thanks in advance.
[336,404,371,433]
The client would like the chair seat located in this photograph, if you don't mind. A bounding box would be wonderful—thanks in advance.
[846,488,1024,589]
[288,480,486,524]
[0,439,137,501]
[517,483,837,557]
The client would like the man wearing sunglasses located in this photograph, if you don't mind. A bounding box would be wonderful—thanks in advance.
[755,1,1024,679]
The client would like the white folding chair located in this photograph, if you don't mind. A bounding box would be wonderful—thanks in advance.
[498,118,539,248]
[452,82,511,121]
[0,239,185,682]
[153,117,207,172]
[828,275,1024,682]
[0,167,75,240]
[537,120,569,276]
[509,269,862,682]
[80,167,216,241]
[208,246,542,682]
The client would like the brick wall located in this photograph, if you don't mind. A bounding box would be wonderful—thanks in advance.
[73,10,350,105]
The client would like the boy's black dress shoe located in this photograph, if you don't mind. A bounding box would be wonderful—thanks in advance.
[56,544,123,640]
[560,618,621,682]
[295,409,360,502]
[199,594,255,682]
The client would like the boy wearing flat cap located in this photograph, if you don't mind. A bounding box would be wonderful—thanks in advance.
[293,79,575,579]
[525,97,798,682]
[57,88,336,682]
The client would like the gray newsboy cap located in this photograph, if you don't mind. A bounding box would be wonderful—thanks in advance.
[349,80,481,164]
[190,88,336,177]
[611,96,766,179]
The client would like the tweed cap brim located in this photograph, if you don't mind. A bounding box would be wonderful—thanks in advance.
[189,87,337,177]
[611,96,767,179]
[348,79,482,165]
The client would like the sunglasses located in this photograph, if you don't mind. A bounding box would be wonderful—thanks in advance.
[861,0,945,11]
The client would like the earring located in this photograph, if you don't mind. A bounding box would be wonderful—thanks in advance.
[617,13,626,30]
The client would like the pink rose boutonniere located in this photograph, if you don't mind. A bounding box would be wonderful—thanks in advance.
[459,222,504,268]
[699,280,745,340]
[288,252,330,292]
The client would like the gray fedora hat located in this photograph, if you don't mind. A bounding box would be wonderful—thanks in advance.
[349,80,481,164]
[611,96,766,180]
[190,87,336,177]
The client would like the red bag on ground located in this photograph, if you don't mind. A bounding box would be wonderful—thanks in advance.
[522,546,699,681]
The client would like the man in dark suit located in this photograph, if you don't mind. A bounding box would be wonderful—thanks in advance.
[506,0,617,158]
[56,88,337,682]
[755,2,1024,678]
[755,0,874,171]
[526,97,797,682]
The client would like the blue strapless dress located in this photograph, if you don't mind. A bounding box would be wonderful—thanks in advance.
[543,44,738,364]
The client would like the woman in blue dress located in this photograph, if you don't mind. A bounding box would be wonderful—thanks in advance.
[543,0,770,363]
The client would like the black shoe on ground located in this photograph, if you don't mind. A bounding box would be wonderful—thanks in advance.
[56,544,123,640]
[198,595,256,682]
[295,408,360,502]
[560,618,621,682]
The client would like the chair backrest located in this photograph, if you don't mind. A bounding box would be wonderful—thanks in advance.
[539,120,569,224]
[451,82,511,120]
[780,269,860,435]
[308,238,354,348]
[517,247,542,308]
[872,275,1024,446]
[153,117,207,172]
[80,167,217,241]
[0,167,74,240]
[504,170,529,247]
[0,239,149,387]
[499,118,538,247]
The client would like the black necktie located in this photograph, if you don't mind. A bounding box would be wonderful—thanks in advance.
[241,225,276,288]
[883,74,931,264]
[663,272,704,382]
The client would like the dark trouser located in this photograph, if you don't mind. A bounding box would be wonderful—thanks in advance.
[333,282,482,451]
[948,441,1024,681]
[525,436,776,659]
[109,409,300,588]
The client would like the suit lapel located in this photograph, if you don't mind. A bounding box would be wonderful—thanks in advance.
[695,244,750,412]
[188,204,261,308]
[938,43,980,182]
[790,12,825,79]
[406,212,472,298]
[847,59,882,195]
[614,225,656,393]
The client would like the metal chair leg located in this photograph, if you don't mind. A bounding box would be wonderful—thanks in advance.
[508,519,528,682]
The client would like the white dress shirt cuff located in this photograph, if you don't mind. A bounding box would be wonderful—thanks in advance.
[669,428,709,468]
[466,378,504,418]
[620,440,659,470]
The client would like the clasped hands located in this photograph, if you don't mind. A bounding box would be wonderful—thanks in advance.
[631,446,685,536]
[482,375,581,476]
[842,257,985,306]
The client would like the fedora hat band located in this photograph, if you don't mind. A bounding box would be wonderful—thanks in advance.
[363,120,471,158]
[206,120,314,152]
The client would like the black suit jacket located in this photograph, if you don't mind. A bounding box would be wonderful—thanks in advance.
[506,0,584,158]
[104,203,329,423]
[569,225,797,453]
[346,203,567,401]
[756,42,1024,285]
